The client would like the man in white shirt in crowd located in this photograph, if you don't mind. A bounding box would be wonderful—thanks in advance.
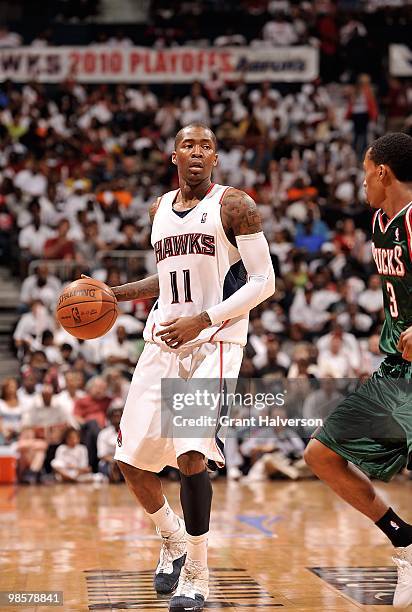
[290,285,331,336]
[13,300,54,354]
[101,325,138,371]
[22,384,70,433]
[18,201,53,260]
[357,274,384,315]
[19,263,61,313]
[317,324,361,373]
[317,334,355,378]
[14,158,47,197]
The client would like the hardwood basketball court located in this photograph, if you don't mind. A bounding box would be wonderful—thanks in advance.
[1,479,410,611]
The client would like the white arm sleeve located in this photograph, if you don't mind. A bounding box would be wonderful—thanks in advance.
[206,232,275,326]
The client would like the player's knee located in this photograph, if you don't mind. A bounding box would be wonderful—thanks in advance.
[304,440,326,470]
[116,460,145,485]
[304,440,339,473]
[177,451,205,476]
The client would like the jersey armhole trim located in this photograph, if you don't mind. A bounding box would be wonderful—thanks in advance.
[404,206,412,261]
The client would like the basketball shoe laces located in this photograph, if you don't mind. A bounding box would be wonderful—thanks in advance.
[392,551,412,609]
[156,527,186,574]
[393,555,411,583]
[175,559,209,598]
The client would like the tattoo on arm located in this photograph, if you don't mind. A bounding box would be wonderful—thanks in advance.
[112,274,159,302]
[220,189,263,239]
[149,197,160,224]
[199,311,212,327]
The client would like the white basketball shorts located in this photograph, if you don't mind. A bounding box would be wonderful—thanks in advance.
[114,341,243,473]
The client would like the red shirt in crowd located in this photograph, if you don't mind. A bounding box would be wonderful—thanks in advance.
[74,395,111,428]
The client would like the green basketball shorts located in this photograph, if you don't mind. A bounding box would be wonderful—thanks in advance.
[313,356,412,482]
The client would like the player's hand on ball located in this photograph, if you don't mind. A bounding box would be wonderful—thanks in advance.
[156,315,210,349]
[397,326,412,361]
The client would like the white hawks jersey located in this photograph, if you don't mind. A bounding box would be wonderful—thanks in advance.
[143,183,249,347]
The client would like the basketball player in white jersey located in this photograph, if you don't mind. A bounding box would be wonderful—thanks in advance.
[109,123,275,611]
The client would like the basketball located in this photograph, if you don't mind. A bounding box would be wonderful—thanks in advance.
[56,278,118,340]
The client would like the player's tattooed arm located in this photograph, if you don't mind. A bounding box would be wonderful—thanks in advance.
[109,198,161,302]
[111,275,159,302]
[149,197,160,224]
[220,188,263,241]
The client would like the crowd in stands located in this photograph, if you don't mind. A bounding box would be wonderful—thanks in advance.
[2,0,412,85]
[0,0,411,484]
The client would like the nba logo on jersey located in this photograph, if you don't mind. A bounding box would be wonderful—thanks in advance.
[395,228,400,241]
[201,212,207,223]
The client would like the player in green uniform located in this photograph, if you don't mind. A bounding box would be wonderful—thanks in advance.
[305,133,412,609]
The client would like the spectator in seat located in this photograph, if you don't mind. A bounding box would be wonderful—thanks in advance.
[44,218,75,260]
[346,74,378,160]
[14,158,47,197]
[0,25,22,47]
[101,325,137,371]
[336,302,373,336]
[13,300,54,355]
[262,13,298,46]
[20,383,71,477]
[317,324,361,373]
[103,367,130,403]
[75,220,107,265]
[18,200,53,274]
[115,221,142,251]
[289,285,331,339]
[241,409,311,482]
[0,377,25,443]
[97,404,124,482]
[357,274,383,316]
[256,335,290,378]
[294,217,327,255]
[317,334,354,378]
[38,330,62,365]
[19,263,61,313]
[55,371,86,424]
[17,370,38,411]
[361,333,385,375]
[52,428,106,483]
[302,377,344,437]
[74,376,112,471]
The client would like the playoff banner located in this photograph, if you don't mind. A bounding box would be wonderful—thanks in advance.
[0,45,318,83]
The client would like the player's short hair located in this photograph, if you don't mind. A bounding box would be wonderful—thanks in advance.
[369,132,412,182]
[174,123,217,150]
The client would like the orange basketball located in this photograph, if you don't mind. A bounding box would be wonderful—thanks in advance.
[56,278,118,340]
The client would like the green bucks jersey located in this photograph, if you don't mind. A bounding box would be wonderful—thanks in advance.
[371,202,412,355]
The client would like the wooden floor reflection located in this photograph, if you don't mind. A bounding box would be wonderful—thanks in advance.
[0,478,411,611]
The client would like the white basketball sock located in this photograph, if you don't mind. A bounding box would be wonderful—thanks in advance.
[148,497,180,537]
[187,532,208,566]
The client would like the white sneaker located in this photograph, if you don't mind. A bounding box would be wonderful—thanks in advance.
[243,458,267,482]
[154,516,187,594]
[265,452,300,480]
[227,467,242,480]
[169,558,209,611]
[393,542,412,608]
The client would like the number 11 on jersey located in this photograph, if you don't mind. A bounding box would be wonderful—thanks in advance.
[170,270,193,304]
